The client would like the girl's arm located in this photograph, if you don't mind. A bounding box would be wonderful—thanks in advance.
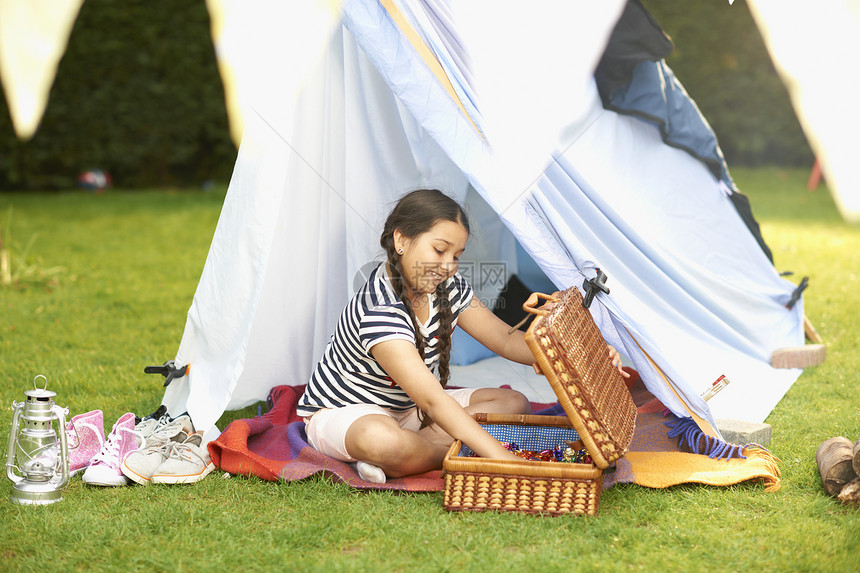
[458,296,630,378]
[370,339,520,461]
[456,297,534,365]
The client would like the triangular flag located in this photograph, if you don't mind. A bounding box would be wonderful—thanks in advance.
[748,0,860,222]
[204,0,341,147]
[0,0,84,140]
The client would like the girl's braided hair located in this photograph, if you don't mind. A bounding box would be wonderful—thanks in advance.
[379,189,470,387]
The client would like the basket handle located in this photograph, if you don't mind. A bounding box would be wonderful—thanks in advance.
[506,291,561,335]
[522,292,559,316]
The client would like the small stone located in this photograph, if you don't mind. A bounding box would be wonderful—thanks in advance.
[770,344,826,369]
[715,418,773,446]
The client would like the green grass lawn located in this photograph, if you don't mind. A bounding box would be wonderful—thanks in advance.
[1,169,859,572]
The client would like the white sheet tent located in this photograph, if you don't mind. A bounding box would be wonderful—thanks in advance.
[152,0,807,440]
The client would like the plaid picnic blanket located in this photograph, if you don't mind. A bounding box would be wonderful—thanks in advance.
[207,375,780,493]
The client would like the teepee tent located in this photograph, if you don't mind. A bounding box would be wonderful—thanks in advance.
[161,0,806,439]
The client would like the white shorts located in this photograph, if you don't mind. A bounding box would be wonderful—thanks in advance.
[303,388,476,462]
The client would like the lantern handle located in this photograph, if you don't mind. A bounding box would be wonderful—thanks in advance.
[52,404,70,489]
[5,401,25,484]
[33,374,48,391]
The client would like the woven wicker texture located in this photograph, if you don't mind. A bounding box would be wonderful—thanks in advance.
[443,414,604,516]
[443,472,601,516]
[524,287,637,469]
[441,288,636,516]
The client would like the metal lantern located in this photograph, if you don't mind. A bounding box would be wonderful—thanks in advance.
[5,375,70,505]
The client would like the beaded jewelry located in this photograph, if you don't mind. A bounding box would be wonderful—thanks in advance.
[470,442,593,464]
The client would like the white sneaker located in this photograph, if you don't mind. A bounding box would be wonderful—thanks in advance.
[356,461,387,484]
[151,432,215,484]
[121,442,175,485]
[133,416,161,438]
[121,424,191,486]
[137,412,194,442]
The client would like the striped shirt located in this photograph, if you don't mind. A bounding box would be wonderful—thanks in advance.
[297,263,473,416]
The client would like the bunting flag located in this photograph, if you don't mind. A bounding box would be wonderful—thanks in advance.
[748,0,860,222]
[4,0,858,228]
[0,0,84,140]
[204,0,342,147]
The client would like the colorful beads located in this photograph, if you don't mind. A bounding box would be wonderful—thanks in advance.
[472,442,592,464]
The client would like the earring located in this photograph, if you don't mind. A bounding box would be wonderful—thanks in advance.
[397,248,403,255]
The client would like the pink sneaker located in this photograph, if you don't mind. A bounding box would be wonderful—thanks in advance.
[82,413,139,487]
[66,410,105,476]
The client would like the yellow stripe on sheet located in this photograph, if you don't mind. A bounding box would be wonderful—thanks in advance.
[379,0,482,138]
[627,329,719,438]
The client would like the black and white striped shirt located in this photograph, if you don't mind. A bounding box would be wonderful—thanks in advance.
[297,263,473,416]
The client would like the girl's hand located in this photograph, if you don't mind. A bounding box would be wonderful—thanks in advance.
[608,345,630,378]
[371,339,522,460]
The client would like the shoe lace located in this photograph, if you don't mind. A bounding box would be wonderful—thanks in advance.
[153,413,175,430]
[67,420,107,456]
[152,413,192,437]
[90,428,124,465]
[136,413,186,443]
[132,429,163,451]
[168,437,205,462]
[133,418,159,439]
[157,420,188,438]
[146,413,170,431]
[149,441,177,457]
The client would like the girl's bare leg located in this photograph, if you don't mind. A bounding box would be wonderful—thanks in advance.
[417,388,531,448]
[346,389,530,477]
[345,414,448,478]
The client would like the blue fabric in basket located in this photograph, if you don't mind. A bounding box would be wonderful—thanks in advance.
[458,424,581,457]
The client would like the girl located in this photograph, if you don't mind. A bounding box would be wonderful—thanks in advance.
[297,189,626,483]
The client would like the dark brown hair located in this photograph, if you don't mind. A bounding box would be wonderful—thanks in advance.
[380,189,470,387]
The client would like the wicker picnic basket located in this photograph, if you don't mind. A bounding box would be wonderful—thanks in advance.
[442,286,637,516]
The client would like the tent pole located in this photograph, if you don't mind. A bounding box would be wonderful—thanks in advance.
[804,315,823,344]
[626,330,719,438]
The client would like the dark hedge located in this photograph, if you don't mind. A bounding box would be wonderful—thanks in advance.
[645,0,813,167]
[0,0,236,190]
[0,0,813,191]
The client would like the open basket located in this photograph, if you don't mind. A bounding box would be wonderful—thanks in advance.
[442,286,637,516]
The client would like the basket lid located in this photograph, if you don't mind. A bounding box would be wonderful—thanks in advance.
[523,287,637,469]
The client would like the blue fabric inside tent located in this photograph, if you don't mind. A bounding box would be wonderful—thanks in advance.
[451,242,557,366]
